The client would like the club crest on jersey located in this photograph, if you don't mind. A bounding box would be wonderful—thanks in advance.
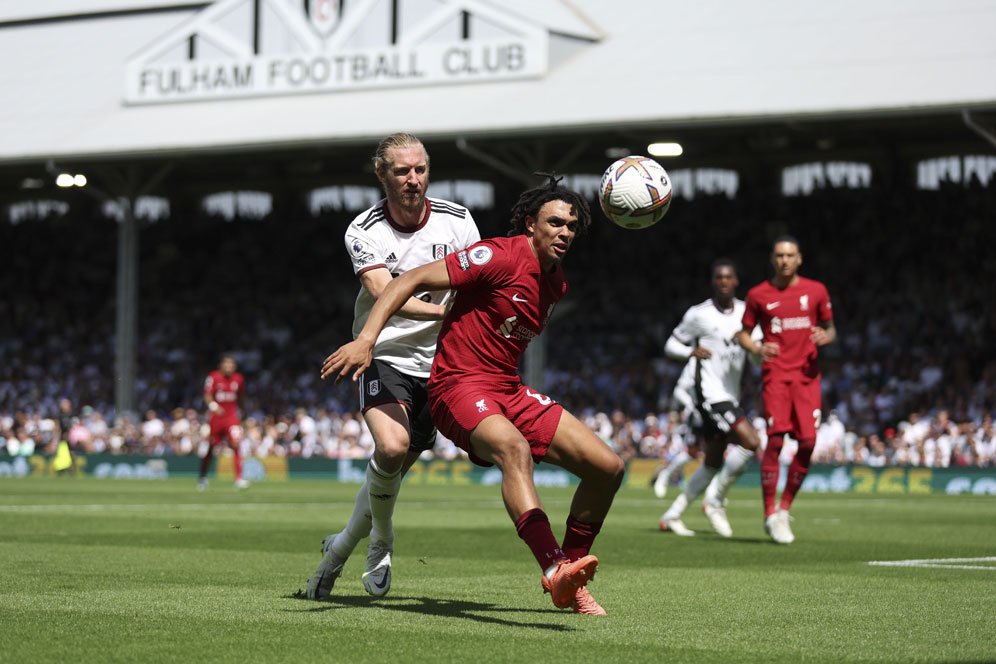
[468,246,493,265]
[800,294,809,311]
[432,244,448,260]
[367,379,381,396]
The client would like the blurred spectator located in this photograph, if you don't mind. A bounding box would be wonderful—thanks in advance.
[1,177,995,467]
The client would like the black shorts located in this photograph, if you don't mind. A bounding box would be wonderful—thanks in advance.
[358,359,437,453]
[696,400,747,435]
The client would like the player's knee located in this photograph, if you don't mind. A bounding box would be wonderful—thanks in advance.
[796,440,816,459]
[704,452,725,469]
[375,435,411,462]
[490,438,533,473]
[598,454,625,491]
[738,428,761,452]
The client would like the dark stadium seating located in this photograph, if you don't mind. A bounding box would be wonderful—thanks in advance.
[1,177,994,466]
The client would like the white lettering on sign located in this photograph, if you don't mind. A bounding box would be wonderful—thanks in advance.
[123,0,586,104]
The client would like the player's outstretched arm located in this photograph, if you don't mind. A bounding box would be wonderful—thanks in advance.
[360,268,448,321]
[321,259,453,383]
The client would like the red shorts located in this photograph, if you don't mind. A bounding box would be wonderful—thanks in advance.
[209,417,242,446]
[762,379,822,440]
[428,380,564,467]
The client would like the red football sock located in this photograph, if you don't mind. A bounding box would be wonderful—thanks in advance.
[761,435,784,517]
[562,515,603,562]
[515,508,565,571]
[199,447,213,478]
[780,438,814,512]
[232,446,243,481]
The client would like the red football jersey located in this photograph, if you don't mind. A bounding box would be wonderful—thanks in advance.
[204,370,244,421]
[429,235,566,390]
[742,276,832,381]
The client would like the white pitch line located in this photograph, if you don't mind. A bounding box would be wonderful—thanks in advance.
[868,556,996,571]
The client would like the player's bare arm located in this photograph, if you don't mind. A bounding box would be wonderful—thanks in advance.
[735,328,779,361]
[360,267,448,321]
[204,388,222,415]
[810,320,836,347]
[322,259,453,382]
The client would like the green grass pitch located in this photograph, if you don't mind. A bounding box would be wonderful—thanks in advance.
[1,478,994,663]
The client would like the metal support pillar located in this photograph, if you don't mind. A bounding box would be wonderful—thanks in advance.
[114,196,139,418]
[48,162,173,420]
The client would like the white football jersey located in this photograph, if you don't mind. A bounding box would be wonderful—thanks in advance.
[345,197,481,377]
[669,298,759,405]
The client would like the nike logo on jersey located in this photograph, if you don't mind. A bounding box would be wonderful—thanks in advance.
[766,302,780,310]
[511,294,528,303]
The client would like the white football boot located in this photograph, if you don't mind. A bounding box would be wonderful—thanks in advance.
[652,469,671,499]
[306,535,346,600]
[659,517,695,536]
[765,510,795,545]
[703,500,733,538]
[361,540,393,596]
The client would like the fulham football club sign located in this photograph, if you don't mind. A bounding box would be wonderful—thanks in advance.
[124,0,600,104]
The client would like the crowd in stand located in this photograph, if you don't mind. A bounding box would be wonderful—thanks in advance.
[1,176,994,468]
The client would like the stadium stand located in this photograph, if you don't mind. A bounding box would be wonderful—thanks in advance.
[1,175,994,468]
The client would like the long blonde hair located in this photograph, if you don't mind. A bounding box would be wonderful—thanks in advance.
[372,132,428,177]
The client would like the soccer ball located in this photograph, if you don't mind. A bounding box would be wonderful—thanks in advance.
[598,156,673,229]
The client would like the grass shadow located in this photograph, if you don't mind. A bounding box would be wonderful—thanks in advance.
[654,529,775,545]
[283,591,575,631]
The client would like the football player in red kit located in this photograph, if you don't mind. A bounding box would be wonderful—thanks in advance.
[736,236,835,544]
[199,354,248,490]
[322,176,624,615]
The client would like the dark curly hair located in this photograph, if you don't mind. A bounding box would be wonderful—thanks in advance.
[711,257,737,276]
[507,172,592,237]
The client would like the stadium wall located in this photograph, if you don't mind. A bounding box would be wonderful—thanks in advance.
[3,454,995,495]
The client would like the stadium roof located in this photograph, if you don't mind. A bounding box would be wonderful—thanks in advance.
[1,0,995,170]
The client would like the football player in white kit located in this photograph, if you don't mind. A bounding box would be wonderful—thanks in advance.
[659,259,762,538]
[307,133,480,599]
[652,362,703,498]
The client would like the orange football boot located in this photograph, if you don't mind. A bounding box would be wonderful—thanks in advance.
[540,555,599,609]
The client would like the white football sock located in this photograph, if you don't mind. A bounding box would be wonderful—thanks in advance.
[662,493,689,521]
[367,457,403,546]
[705,445,755,505]
[683,464,718,502]
[664,451,691,480]
[330,478,371,560]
